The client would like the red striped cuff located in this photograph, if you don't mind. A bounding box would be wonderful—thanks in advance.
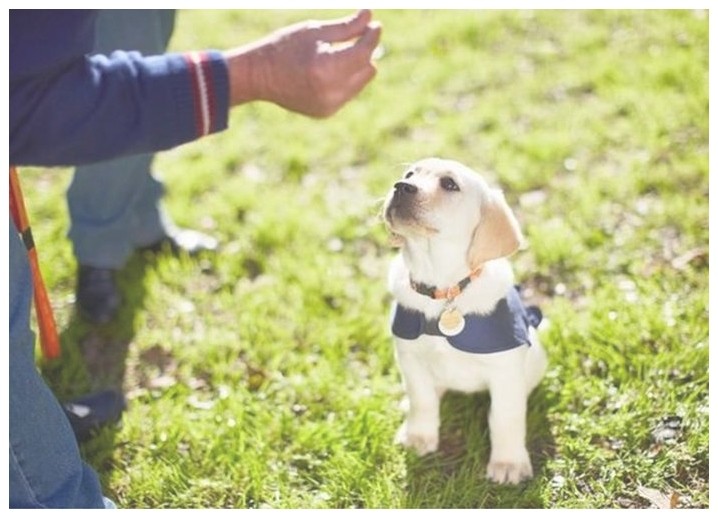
[184,51,218,138]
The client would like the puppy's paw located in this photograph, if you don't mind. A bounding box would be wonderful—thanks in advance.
[395,421,439,456]
[487,454,533,484]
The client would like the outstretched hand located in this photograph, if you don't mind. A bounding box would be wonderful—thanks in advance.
[225,10,382,118]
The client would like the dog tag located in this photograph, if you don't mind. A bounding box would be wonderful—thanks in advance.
[438,307,465,337]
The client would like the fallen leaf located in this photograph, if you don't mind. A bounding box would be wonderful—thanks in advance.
[670,492,680,509]
[637,486,679,509]
[671,247,708,270]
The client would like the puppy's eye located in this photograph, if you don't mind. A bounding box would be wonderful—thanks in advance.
[404,171,414,179]
[440,177,460,192]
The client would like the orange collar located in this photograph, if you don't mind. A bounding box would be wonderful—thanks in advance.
[410,265,484,301]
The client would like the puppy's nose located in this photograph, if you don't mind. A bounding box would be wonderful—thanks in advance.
[393,181,418,195]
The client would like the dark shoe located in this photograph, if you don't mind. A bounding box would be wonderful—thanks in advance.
[62,389,126,442]
[76,265,121,324]
[139,228,218,256]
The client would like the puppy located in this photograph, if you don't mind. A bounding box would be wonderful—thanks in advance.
[383,157,547,484]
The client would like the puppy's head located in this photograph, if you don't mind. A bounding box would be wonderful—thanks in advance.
[383,157,524,267]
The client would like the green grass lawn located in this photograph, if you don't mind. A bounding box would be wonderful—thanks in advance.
[25,9,707,508]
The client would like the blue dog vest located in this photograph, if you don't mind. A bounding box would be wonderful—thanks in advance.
[391,287,542,354]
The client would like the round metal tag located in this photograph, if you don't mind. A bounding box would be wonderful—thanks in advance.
[438,307,465,337]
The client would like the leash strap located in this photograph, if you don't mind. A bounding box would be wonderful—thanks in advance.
[10,166,61,359]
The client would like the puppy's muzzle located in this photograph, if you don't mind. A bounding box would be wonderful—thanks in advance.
[393,181,418,196]
[385,181,418,221]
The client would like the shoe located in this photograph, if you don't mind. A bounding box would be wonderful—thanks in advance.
[139,227,218,256]
[76,265,121,324]
[62,389,126,442]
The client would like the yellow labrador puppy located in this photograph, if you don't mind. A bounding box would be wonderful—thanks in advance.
[383,157,547,484]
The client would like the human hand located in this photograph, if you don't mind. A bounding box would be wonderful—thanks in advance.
[225,10,381,118]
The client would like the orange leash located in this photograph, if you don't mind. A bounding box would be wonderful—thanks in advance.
[9,166,61,359]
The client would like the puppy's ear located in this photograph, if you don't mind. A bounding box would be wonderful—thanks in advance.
[388,232,405,248]
[467,188,525,268]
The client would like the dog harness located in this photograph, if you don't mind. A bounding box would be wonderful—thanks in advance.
[391,286,542,354]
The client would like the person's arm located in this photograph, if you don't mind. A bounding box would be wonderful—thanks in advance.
[10,10,381,167]
[10,49,229,166]
[10,10,230,166]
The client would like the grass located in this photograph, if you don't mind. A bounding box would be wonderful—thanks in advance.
[21,9,707,508]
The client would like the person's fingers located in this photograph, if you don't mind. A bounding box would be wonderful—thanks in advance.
[308,63,377,118]
[352,21,382,59]
[314,9,372,43]
[340,64,378,104]
[327,22,382,74]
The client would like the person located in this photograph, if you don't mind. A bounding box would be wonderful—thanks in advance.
[68,9,219,326]
[61,9,177,447]
[10,9,381,508]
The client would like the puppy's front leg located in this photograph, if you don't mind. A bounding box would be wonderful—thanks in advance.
[395,345,441,456]
[486,376,532,484]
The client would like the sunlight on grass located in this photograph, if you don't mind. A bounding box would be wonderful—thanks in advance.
[24,9,707,509]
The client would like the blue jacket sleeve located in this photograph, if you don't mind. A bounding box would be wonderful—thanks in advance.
[10,11,229,166]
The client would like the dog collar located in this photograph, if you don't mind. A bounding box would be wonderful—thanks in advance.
[410,265,484,301]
